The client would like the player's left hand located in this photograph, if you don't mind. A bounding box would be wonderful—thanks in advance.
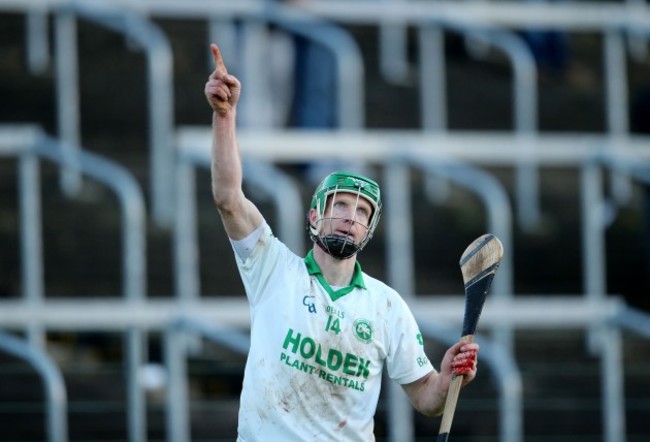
[441,340,479,388]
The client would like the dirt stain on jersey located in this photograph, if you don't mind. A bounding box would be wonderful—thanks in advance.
[257,406,268,422]
[280,397,290,413]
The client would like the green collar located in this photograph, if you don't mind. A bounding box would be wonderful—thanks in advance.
[304,250,366,301]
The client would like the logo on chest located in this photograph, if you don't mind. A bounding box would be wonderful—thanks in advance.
[353,319,373,343]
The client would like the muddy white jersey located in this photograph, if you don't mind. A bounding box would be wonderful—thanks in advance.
[232,222,433,442]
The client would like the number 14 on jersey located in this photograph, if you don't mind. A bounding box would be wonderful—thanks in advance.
[325,315,341,335]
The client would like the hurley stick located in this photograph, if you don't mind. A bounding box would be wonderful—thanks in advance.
[437,234,504,442]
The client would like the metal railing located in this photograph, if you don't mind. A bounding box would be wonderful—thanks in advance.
[580,149,650,442]
[581,149,650,305]
[0,125,148,442]
[4,0,647,237]
[2,2,650,442]
[52,0,175,227]
[164,317,250,442]
[0,329,68,442]
[418,20,540,230]
[11,0,365,226]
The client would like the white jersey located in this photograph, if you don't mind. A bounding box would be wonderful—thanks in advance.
[232,222,433,442]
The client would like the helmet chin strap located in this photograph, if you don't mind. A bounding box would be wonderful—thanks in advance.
[316,234,360,260]
[308,215,364,260]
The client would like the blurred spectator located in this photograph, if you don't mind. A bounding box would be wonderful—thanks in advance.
[267,0,337,129]
[520,0,570,75]
[271,0,368,183]
[288,32,337,129]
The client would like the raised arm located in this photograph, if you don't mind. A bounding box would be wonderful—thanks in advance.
[205,43,263,239]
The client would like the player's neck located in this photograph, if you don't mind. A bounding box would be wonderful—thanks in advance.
[312,246,357,287]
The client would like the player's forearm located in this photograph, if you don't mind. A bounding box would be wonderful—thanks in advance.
[211,110,243,211]
[403,371,448,417]
[418,372,448,417]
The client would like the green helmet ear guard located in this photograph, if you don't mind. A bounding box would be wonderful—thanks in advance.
[308,171,383,259]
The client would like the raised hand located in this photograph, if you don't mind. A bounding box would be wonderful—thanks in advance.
[205,43,241,117]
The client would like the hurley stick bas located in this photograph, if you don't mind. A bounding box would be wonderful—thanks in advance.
[437,233,504,442]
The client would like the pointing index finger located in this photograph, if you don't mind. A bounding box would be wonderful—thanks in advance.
[210,43,228,75]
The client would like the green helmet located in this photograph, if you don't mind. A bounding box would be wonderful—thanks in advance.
[308,171,382,259]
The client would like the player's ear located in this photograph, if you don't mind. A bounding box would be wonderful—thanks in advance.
[308,208,318,224]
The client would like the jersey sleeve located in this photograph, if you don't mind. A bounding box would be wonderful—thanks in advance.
[230,221,302,308]
[385,294,435,385]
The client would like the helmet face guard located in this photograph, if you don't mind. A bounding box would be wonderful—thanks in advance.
[307,171,382,260]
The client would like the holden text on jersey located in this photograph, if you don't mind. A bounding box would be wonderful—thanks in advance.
[279,328,370,391]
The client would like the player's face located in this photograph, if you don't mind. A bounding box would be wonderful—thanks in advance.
[320,192,372,243]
